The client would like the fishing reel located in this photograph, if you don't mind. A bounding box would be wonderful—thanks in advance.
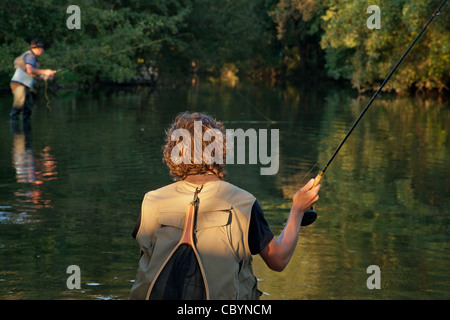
[301,209,317,226]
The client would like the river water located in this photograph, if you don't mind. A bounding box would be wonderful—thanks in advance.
[0,80,449,299]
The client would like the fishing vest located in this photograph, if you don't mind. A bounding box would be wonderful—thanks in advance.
[11,50,38,88]
[129,179,260,300]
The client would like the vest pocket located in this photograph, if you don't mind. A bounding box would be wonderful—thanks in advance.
[158,207,232,231]
[158,209,185,229]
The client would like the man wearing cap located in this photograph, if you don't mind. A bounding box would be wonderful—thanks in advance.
[9,39,56,121]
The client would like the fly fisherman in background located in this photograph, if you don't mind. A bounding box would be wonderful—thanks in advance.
[9,39,56,122]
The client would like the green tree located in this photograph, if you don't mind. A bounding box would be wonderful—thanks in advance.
[184,0,274,78]
[268,0,326,78]
[0,0,448,91]
[0,0,192,86]
[320,0,450,92]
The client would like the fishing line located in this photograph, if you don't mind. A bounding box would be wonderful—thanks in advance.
[234,89,276,123]
[185,30,276,124]
[42,37,173,111]
[44,79,52,112]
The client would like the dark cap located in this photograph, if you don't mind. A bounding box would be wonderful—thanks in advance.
[30,39,45,48]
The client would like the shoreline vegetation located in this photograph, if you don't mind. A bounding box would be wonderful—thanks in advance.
[0,1,449,96]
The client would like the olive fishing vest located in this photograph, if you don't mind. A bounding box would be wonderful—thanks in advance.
[11,50,37,88]
[129,179,260,300]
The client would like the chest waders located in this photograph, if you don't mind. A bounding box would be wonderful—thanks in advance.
[145,185,210,300]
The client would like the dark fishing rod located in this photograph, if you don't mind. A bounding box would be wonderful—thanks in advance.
[301,0,447,227]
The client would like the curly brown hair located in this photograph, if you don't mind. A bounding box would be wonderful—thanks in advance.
[162,112,227,180]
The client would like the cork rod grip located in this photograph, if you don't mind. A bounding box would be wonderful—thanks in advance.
[312,172,323,189]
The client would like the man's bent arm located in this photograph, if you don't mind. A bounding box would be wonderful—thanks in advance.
[259,179,320,272]
[26,64,55,77]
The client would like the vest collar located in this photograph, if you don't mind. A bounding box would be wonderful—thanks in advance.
[183,174,221,185]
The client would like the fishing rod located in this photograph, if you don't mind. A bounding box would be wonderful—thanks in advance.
[300,0,447,227]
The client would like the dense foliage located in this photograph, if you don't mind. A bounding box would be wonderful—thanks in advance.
[0,0,448,92]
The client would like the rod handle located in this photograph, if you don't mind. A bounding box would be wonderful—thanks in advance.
[312,172,323,189]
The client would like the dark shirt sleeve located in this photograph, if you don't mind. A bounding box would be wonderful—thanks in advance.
[248,200,274,255]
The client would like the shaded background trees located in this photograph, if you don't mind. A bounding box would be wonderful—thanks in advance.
[0,0,448,92]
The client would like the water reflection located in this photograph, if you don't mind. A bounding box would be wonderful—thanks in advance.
[0,83,448,299]
[8,121,57,217]
[257,91,450,299]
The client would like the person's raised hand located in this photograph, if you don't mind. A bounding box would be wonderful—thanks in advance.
[292,178,321,215]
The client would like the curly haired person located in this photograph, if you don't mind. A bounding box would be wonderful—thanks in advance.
[129,112,321,300]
